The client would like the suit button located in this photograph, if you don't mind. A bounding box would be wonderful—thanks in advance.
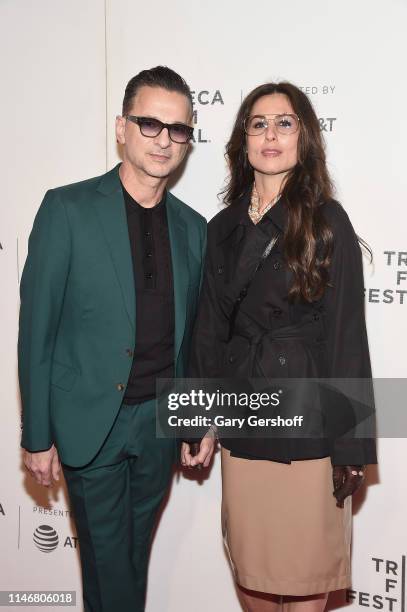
[126,348,133,357]
[278,355,287,366]
[273,261,281,270]
[117,383,125,391]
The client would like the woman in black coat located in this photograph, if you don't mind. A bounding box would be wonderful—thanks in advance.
[181,82,377,612]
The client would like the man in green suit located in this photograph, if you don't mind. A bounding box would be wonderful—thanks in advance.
[18,66,214,611]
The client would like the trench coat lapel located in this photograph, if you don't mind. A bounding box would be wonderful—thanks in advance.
[94,164,136,332]
[166,193,190,364]
[216,193,288,311]
[216,191,287,245]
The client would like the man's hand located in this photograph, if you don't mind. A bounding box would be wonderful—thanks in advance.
[181,432,216,469]
[332,465,365,508]
[23,444,61,487]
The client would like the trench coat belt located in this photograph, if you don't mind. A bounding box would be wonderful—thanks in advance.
[227,318,326,379]
[233,319,324,345]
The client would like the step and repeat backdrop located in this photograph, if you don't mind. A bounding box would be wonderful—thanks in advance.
[1,0,406,610]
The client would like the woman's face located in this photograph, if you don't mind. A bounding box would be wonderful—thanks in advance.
[246,93,299,179]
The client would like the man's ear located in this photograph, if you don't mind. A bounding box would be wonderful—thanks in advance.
[115,115,126,145]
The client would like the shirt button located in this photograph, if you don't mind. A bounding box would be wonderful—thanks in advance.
[117,383,125,391]
[273,261,281,270]
[278,355,287,366]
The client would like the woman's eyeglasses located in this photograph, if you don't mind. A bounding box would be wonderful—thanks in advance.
[244,113,300,136]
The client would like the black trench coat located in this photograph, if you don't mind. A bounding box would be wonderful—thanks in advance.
[189,194,377,465]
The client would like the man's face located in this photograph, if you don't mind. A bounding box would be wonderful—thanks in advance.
[116,86,192,180]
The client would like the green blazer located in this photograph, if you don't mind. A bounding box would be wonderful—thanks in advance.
[18,164,207,467]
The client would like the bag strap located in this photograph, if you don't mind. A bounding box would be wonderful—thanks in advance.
[228,234,279,341]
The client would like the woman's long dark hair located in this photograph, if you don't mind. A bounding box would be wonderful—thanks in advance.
[222,82,338,303]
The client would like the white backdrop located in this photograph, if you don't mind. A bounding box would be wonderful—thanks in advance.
[1,0,406,610]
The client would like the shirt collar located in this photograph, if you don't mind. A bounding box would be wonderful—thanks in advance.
[121,182,167,216]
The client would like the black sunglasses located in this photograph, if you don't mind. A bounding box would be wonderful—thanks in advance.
[126,115,194,144]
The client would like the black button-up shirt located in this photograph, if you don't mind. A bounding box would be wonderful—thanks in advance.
[121,184,175,404]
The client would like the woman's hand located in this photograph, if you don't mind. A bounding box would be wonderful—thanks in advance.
[332,465,365,507]
[181,430,216,469]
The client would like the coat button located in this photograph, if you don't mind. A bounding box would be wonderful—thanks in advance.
[273,307,283,317]
[229,355,235,364]
[273,261,281,270]
[117,383,125,391]
[126,348,133,357]
[313,313,320,321]
[278,355,287,366]
[217,265,224,274]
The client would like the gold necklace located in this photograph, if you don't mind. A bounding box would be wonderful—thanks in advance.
[248,183,281,225]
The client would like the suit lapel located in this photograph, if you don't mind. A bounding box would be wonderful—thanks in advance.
[92,166,190,362]
[166,193,190,364]
[93,165,136,332]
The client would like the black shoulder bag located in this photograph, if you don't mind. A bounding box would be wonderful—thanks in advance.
[227,234,279,341]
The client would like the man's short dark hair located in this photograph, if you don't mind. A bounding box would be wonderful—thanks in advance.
[122,66,193,116]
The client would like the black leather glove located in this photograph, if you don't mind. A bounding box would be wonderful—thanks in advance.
[332,465,365,508]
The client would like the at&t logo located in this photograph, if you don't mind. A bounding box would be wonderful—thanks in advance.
[33,525,59,553]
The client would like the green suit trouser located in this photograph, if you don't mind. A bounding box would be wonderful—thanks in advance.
[63,399,176,612]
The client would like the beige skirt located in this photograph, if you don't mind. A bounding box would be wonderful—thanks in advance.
[221,447,352,596]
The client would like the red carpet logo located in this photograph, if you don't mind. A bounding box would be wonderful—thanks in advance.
[365,250,407,305]
[347,555,406,612]
[33,525,59,553]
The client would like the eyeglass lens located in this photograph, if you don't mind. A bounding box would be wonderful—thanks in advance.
[137,117,192,143]
[245,114,299,135]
